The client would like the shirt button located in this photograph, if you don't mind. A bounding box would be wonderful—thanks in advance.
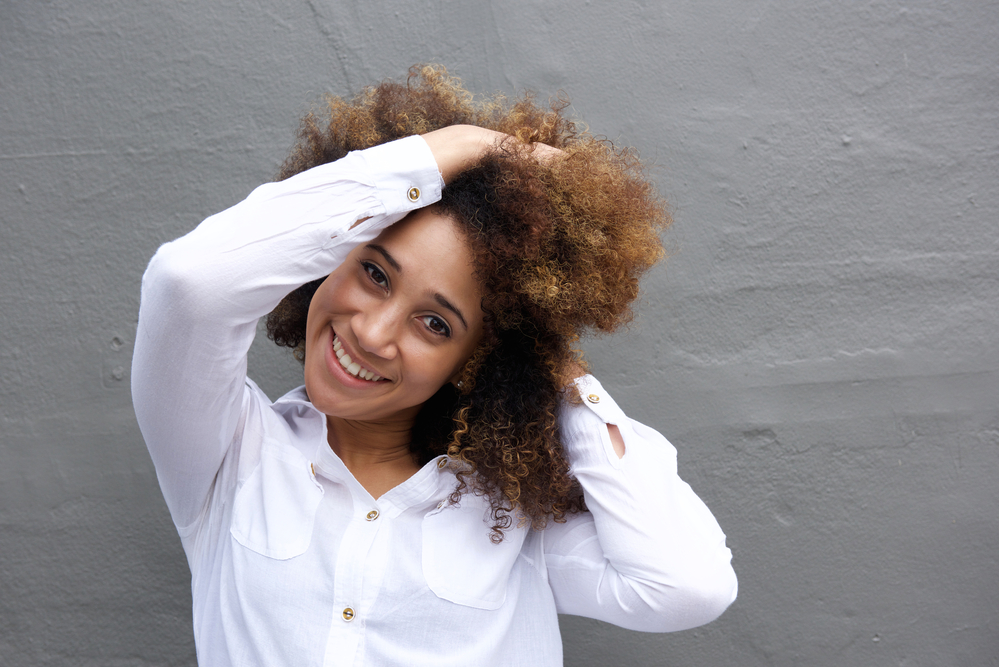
[586,393,601,404]
[407,186,421,202]
[437,458,447,469]
[342,607,355,622]
[365,509,379,521]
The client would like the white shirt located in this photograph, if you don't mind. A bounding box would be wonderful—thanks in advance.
[132,135,737,667]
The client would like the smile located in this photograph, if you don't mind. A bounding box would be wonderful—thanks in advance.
[333,334,384,382]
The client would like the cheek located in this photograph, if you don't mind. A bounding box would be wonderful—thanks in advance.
[308,272,349,320]
[401,345,466,393]
[441,341,482,384]
[304,277,341,356]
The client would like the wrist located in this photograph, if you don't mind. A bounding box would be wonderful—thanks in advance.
[422,125,505,183]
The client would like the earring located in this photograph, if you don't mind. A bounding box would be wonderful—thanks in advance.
[456,380,464,390]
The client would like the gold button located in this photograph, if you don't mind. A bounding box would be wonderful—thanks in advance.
[407,186,421,202]
[586,393,600,404]
[437,458,447,469]
[366,510,379,521]
[342,607,355,622]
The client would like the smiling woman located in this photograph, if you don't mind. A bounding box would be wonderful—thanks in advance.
[132,65,737,666]
[303,208,488,497]
[304,209,485,424]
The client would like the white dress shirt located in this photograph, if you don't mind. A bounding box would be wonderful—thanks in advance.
[132,135,737,666]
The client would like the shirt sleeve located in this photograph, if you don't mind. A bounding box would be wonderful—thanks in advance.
[543,375,738,632]
[132,135,443,532]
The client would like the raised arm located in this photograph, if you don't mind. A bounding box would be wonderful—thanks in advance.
[132,136,444,530]
[543,375,738,632]
[132,129,555,532]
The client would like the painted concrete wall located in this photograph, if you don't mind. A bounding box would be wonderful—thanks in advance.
[2,1,996,664]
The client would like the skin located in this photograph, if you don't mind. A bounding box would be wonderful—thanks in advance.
[304,207,485,498]
[305,126,623,499]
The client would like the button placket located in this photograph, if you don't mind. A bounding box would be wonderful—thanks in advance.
[329,495,385,648]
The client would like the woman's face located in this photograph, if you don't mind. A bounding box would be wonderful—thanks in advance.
[304,208,485,425]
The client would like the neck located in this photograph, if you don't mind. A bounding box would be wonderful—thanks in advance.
[326,415,420,499]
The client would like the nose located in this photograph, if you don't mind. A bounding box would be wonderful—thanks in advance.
[352,301,403,360]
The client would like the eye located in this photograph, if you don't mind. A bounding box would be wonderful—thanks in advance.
[421,315,451,338]
[362,261,388,288]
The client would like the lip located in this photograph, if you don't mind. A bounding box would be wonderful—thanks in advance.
[324,326,389,389]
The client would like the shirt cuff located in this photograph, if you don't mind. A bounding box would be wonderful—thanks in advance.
[560,375,634,470]
[355,135,444,216]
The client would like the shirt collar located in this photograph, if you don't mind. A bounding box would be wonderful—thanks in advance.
[273,385,471,517]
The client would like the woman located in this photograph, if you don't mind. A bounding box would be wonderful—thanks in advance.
[133,66,736,666]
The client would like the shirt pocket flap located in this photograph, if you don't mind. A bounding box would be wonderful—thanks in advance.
[422,496,526,610]
[230,444,324,560]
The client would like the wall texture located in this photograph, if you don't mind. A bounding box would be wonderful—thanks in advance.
[1,1,996,665]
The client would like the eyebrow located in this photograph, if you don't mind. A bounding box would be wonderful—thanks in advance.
[366,244,401,272]
[433,293,468,331]
[365,243,469,331]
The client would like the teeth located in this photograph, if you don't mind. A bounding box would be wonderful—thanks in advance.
[333,334,382,382]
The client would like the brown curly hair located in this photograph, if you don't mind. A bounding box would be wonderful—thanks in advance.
[266,65,670,541]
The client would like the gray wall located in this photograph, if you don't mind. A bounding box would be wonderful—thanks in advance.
[2,1,996,665]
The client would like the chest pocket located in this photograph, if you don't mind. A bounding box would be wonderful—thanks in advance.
[422,495,528,610]
[230,443,324,560]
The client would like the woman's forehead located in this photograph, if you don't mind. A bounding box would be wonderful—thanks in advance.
[370,209,482,303]
[374,208,467,261]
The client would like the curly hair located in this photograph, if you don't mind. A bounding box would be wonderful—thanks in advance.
[266,65,670,541]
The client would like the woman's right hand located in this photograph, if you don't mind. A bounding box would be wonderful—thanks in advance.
[421,125,561,183]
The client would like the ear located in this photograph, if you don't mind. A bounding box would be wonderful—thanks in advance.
[449,356,472,388]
